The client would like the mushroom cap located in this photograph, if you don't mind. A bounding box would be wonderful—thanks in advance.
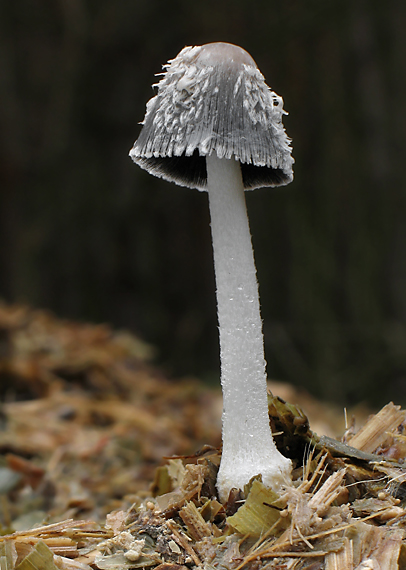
[129,42,294,191]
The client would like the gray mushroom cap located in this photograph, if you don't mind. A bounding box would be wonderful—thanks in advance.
[129,42,294,191]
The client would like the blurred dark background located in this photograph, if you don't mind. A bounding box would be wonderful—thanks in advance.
[1,0,406,407]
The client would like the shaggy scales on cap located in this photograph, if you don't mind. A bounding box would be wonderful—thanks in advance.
[129,42,293,190]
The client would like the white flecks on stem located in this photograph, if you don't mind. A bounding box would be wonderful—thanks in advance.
[206,152,292,503]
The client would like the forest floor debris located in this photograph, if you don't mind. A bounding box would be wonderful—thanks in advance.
[1,302,406,569]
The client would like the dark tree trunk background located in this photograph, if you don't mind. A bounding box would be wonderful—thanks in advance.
[1,0,406,406]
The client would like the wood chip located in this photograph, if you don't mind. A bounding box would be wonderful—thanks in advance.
[347,402,406,453]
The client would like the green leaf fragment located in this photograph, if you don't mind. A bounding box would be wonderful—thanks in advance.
[151,465,173,497]
[226,480,284,537]
[15,541,58,570]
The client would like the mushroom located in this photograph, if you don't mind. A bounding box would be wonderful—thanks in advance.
[129,42,294,503]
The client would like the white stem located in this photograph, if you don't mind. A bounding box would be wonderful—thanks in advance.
[206,153,291,503]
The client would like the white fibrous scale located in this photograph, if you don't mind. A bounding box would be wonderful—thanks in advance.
[130,44,294,190]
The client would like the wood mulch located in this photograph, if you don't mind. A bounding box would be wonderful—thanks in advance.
[1,302,405,569]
